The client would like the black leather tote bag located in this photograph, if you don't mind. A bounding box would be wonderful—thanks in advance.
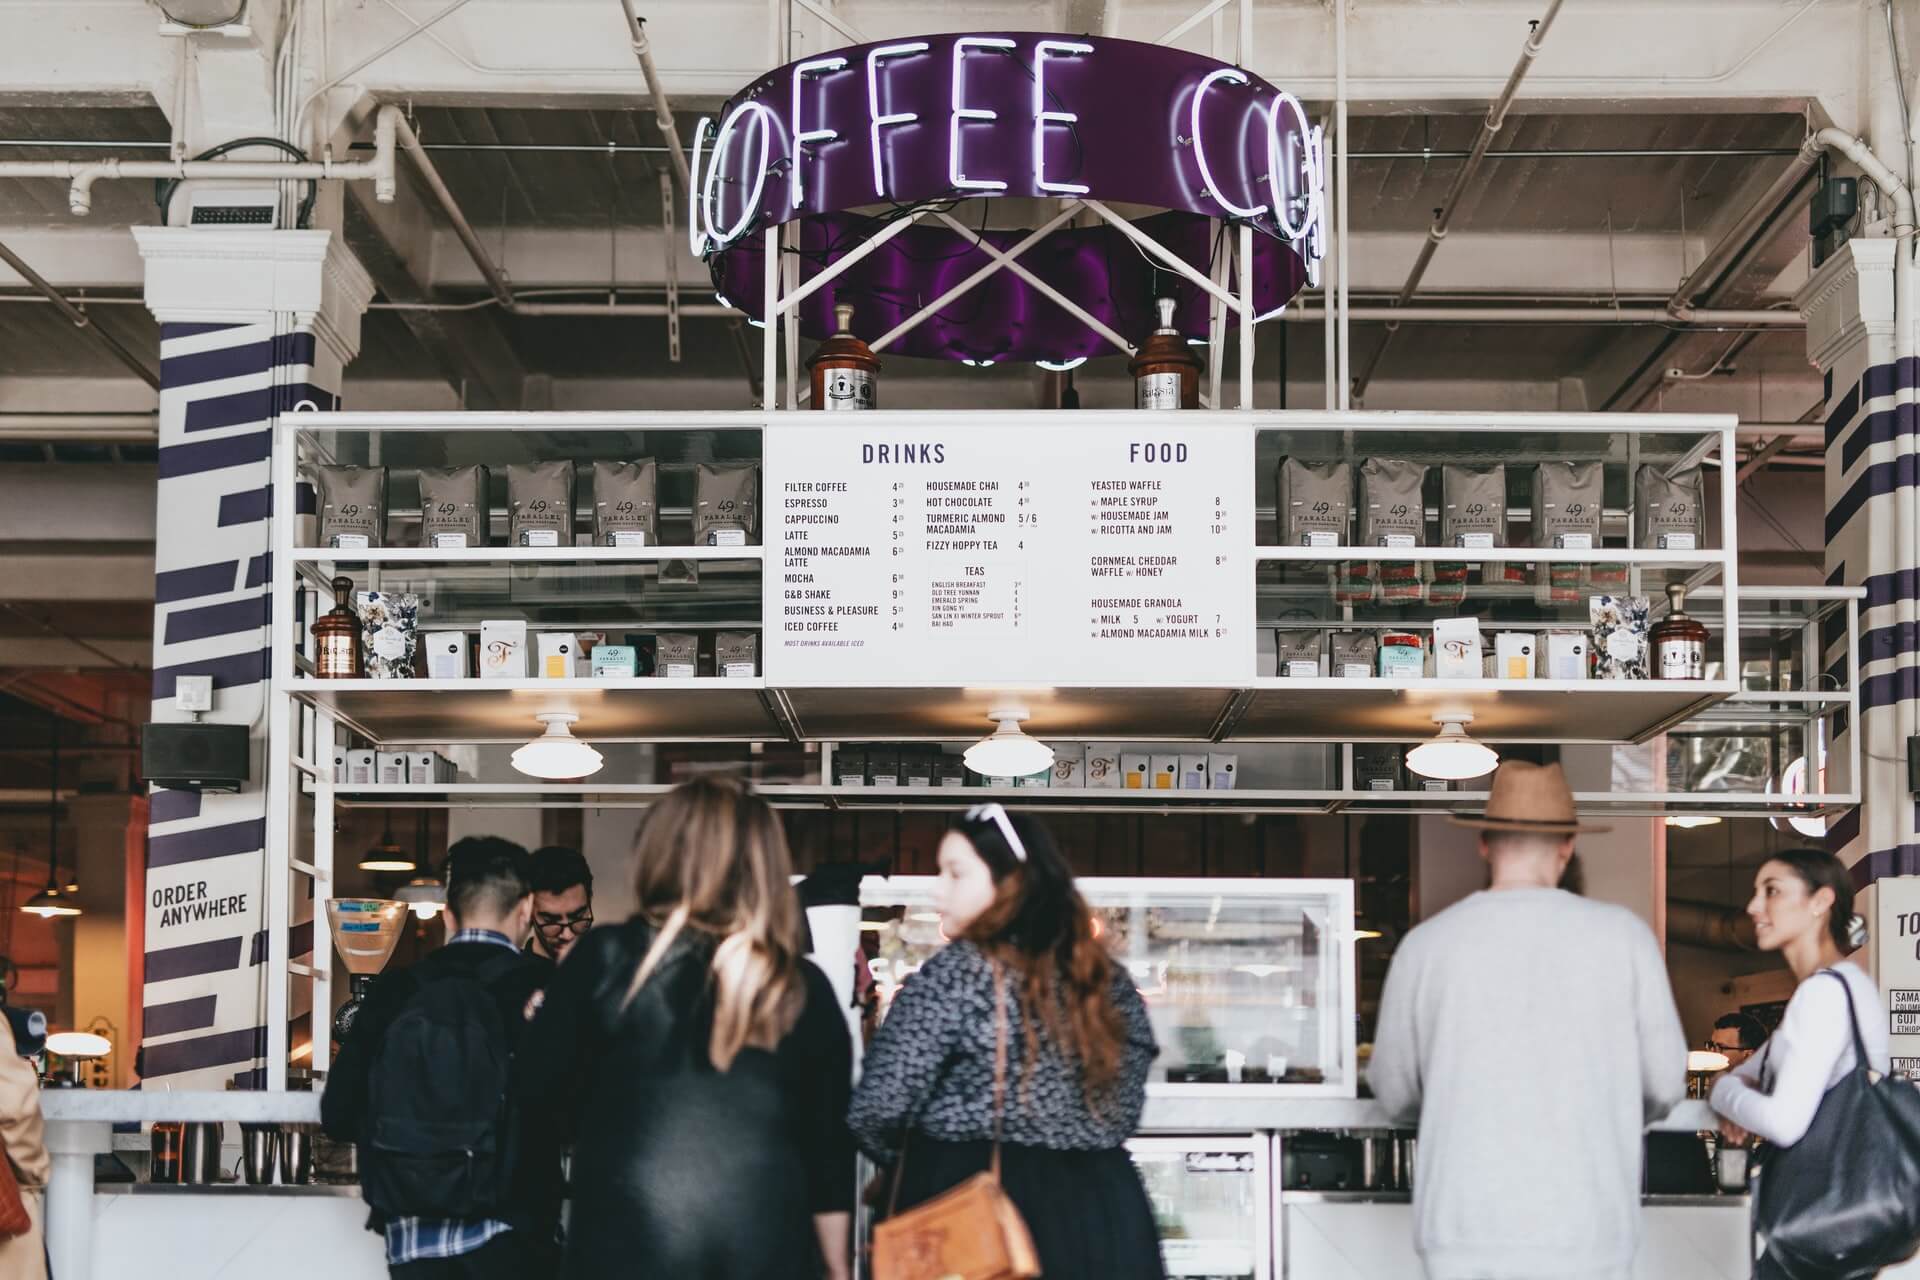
[1753,972,1920,1279]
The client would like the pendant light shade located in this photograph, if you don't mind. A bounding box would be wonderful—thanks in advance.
[1405,715,1500,782]
[359,815,416,874]
[22,714,79,918]
[511,713,604,780]
[962,707,1054,778]
[1665,814,1722,829]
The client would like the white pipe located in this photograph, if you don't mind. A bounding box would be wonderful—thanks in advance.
[391,110,509,306]
[1335,0,1349,409]
[1278,304,1801,325]
[0,103,400,216]
[617,1,693,193]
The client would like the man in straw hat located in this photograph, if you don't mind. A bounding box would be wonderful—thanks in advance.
[1369,761,1687,1280]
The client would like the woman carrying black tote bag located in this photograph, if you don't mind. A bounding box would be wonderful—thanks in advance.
[1709,850,1920,1279]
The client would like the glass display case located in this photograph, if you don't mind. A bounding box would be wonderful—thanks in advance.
[856,877,1358,1098]
[1130,1137,1273,1280]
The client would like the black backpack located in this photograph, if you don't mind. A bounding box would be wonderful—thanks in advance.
[359,950,523,1220]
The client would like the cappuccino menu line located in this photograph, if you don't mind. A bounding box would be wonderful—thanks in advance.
[764,424,1254,684]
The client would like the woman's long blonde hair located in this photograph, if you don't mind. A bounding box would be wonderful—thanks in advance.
[620,777,806,1070]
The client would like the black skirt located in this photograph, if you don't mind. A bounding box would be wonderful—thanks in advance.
[891,1136,1167,1280]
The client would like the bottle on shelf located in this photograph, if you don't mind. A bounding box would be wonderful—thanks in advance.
[1651,581,1708,680]
[311,575,364,679]
[1128,297,1201,409]
[806,302,880,410]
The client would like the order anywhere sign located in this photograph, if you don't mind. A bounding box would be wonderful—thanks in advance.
[1883,875,1920,1080]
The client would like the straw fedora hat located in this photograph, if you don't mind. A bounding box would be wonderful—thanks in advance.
[1448,760,1611,834]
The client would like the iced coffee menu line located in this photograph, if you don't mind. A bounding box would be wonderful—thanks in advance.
[765,427,1254,683]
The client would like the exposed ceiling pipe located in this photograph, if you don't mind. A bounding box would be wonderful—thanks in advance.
[0,239,158,387]
[1348,0,1566,402]
[0,103,400,216]
[1667,899,1758,951]
[1666,140,1824,321]
[614,1,692,193]
[1283,303,1799,326]
[391,112,514,309]
[0,413,155,442]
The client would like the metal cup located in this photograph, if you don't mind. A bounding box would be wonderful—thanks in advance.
[280,1126,314,1185]
[1715,1144,1749,1193]
[179,1122,224,1185]
[241,1125,279,1185]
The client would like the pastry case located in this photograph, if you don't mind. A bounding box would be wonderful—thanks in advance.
[856,877,1358,1099]
[1129,1136,1274,1280]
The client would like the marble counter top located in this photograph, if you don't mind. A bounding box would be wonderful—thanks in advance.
[42,1091,321,1125]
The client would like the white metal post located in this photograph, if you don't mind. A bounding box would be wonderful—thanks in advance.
[263,417,298,1090]
[762,226,779,408]
[784,223,800,410]
[1335,0,1350,409]
[1718,422,1740,683]
[1239,223,1254,408]
[1321,127,1336,409]
[1208,230,1228,408]
[311,708,336,1073]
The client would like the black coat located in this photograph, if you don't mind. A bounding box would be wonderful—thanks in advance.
[320,939,563,1242]
[518,919,856,1278]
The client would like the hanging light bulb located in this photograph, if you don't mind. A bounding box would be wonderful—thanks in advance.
[23,714,79,918]
[396,876,447,920]
[1405,714,1500,781]
[962,707,1054,778]
[358,815,416,874]
[511,712,605,780]
[1665,814,1723,829]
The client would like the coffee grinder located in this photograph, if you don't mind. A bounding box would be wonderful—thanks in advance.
[325,898,407,1048]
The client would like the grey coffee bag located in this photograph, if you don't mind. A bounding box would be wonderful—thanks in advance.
[1278,458,1352,547]
[508,461,576,547]
[1359,458,1426,600]
[654,631,697,678]
[715,630,759,678]
[1534,461,1603,549]
[1329,631,1378,678]
[1273,629,1325,677]
[1441,464,1506,549]
[1635,465,1704,550]
[316,465,387,549]
[695,462,760,546]
[593,460,659,547]
[417,465,490,549]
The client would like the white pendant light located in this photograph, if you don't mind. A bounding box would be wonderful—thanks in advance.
[1665,814,1723,829]
[395,876,447,921]
[1405,714,1500,782]
[962,706,1054,778]
[511,712,605,780]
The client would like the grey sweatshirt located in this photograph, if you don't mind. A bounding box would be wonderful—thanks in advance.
[1368,887,1688,1280]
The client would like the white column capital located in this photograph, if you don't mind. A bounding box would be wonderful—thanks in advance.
[1796,237,1898,375]
[132,227,376,367]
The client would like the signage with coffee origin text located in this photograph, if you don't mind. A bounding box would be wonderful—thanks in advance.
[1879,877,1920,1079]
[764,421,1253,684]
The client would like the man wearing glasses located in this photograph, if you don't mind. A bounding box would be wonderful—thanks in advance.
[526,846,595,969]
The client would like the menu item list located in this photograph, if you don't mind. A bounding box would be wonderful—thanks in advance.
[765,426,1253,684]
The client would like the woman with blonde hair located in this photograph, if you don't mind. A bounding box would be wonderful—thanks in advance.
[520,778,855,1279]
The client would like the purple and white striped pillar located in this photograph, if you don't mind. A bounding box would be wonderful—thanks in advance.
[132,229,373,1091]
[1800,237,1920,1054]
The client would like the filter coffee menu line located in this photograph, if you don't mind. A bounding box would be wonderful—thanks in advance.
[765,424,1254,684]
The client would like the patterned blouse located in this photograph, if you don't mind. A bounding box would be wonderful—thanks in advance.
[847,939,1159,1158]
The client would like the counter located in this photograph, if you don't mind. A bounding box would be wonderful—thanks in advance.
[51,1092,1907,1280]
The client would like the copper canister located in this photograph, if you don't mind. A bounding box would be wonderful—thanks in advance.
[1651,581,1708,680]
[807,303,879,410]
[1128,297,1201,409]
[311,575,363,679]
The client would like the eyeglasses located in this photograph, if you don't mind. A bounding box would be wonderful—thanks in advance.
[963,803,1027,863]
[533,908,594,937]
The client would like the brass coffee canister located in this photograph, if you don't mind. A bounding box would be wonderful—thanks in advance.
[807,303,880,411]
[312,575,363,679]
[1128,297,1201,409]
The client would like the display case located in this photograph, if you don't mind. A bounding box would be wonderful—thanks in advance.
[1130,1136,1273,1280]
[856,876,1358,1098]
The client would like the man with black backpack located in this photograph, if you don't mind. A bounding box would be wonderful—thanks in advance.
[322,837,561,1278]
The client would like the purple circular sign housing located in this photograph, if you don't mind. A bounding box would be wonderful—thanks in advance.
[693,32,1322,363]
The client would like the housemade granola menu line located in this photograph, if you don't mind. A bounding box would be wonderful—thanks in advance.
[763,422,1255,684]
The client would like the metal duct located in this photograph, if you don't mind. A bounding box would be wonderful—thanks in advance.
[1667,899,1758,951]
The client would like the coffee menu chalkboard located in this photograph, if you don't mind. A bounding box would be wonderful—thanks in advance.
[764,422,1254,684]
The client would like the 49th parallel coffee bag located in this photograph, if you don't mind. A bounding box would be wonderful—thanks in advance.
[1533,461,1608,601]
[1433,463,1509,603]
[507,461,576,547]
[695,462,760,547]
[592,460,659,547]
[417,465,490,549]
[1635,465,1704,551]
[1354,458,1427,602]
[1278,458,1352,547]
[316,465,387,550]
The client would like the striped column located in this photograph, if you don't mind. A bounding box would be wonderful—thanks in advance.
[1801,238,1920,1024]
[133,229,373,1091]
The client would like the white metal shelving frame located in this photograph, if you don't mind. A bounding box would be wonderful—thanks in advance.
[262,405,1864,1088]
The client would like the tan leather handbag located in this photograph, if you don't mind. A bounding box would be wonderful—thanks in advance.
[871,969,1040,1280]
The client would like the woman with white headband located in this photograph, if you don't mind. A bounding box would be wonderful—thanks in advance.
[849,804,1165,1280]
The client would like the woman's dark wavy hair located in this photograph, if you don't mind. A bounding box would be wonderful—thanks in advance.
[951,808,1127,1104]
[1764,846,1858,954]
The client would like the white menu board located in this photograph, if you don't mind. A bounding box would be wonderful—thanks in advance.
[765,421,1254,684]
[1880,876,1920,1079]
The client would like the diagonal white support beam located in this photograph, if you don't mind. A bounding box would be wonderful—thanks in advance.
[1084,199,1247,316]
[931,209,1137,357]
[772,206,931,319]
[1157,0,1235,48]
[793,0,870,46]
[871,202,1085,354]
